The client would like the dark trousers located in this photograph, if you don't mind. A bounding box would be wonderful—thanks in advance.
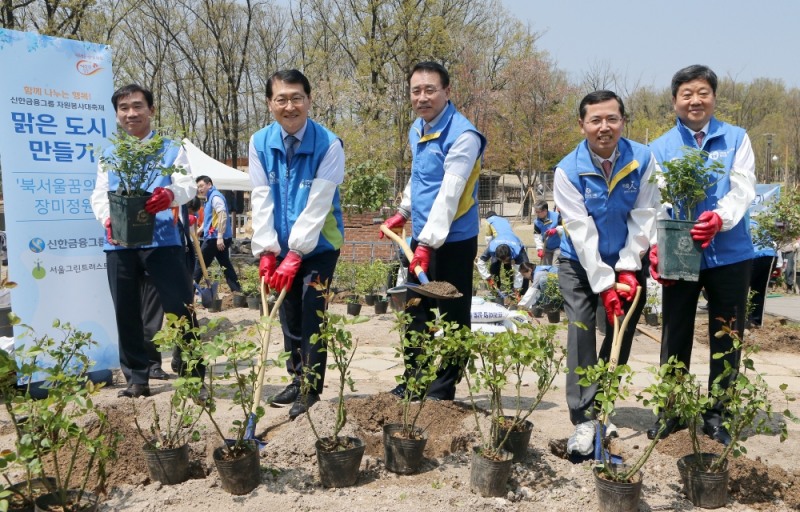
[404,236,477,400]
[749,256,776,326]
[559,257,647,425]
[280,250,339,395]
[141,275,164,371]
[661,259,751,426]
[107,247,199,385]
[193,238,241,292]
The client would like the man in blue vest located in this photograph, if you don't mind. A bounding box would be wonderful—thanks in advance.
[533,200,563,264]
[380,61,486,401]
[91,84,198,399]
[249,69,345,420]
[194,175,242,294]
[648,65,756,445]
[476,211,528,293]
[554,90,659,456]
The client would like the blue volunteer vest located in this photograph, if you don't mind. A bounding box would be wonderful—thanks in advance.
[558,138,652,267]
[103,135,182,251]
[251,119,344,258]
[533,210,561,250]
[202,186,233,240]
[650,117,754,269]
[409,101,487,243]
[486,215,522,258]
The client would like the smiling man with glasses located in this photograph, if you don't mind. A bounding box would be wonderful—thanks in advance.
[248,69,345,420]
[380,61,486,402]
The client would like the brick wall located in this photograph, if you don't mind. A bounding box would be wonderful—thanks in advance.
[341,210,402,263]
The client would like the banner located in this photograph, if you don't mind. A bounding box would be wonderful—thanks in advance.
[0,29,118,372]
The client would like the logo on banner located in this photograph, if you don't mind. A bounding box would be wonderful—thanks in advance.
[76,60,102,76]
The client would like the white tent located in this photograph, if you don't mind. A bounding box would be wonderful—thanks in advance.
[182,138,252,191]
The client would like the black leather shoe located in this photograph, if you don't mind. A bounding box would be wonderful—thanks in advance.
[702,423,731,446]
[149,368,170,380]
[646,417,686,440]
[118,384,151,398]
[289,392,320,420]
[269,383,300,407]
[389,384,406,399]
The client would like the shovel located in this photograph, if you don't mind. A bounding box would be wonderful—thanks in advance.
[243,278,287,448]
[190,228,218,308]
[380,225,462,300]
[594,282,643,464]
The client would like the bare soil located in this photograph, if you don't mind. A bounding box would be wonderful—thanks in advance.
[3,297,800,511]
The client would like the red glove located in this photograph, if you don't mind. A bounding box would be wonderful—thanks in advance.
[545,228,558,237]
[104,218,118,245]
[648,244,675,287]
[409,245,432,276]
[145,187,174,214]
[487,278,496,290]
[188,214,197,226]
[600,288,623,325]
[269,251,302,291]
[259,252,277,283]
[690,211,723,249]
[537,249,544,259]
[616,271,639,302]
[380,212,407,239]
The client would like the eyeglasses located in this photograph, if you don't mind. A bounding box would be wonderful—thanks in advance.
[272,95,307,107]
[584,116,623,128]
[410,86,442,98]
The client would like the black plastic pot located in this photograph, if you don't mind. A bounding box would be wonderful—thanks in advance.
[143,443,190,485]
[232,294,248,308]
[346,302,362,316]
[677,453,729,509]
[8,477,56,512]
[207,298,223,312]
[364,293,378,306]
[644,312,659,326]
[316,436,365,488]
[383,424,428,474]
[108,191,155,247]
[246,295,260,310]
[593,465,642,512]
[388,290,406,312]
[547,310,561,323]
[469,446,513,497]
[656,219,702,281]
[493,417,533,462]
[213,441,261,495]
[374,300,389,315]
[34,490,98,512]
[532,306,544,318]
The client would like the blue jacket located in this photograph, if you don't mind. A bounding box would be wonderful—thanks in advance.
[201,185,233,240]
[103,139,182,251]
[251,119,344,258]
[485,215,523,258]
[558,138,652,267]
[533,210,561,250]
[650,117,754,269]
[408,101,486,243]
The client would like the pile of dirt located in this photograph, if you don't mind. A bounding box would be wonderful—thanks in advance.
[693,315,800,354]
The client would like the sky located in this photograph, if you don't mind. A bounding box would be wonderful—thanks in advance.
[500,0,800,90]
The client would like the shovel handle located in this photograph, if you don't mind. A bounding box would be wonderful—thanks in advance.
[251,282,288,416]
[189,228,210,282]
[380,224,430,284]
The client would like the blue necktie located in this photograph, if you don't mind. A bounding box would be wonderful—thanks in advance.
[285,135,297,165]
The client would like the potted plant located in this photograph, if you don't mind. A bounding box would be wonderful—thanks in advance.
[575,357,685,512]
[205,263,224,312]
[643,292,660,326]
[670,324,798,508]
[200,319,287,495]
[10,320,120,512]
[492,322,565,462]
[99,129,185,247]
[239,264,262,310]
[345,294,362,316]
[332,260,358,297]
[133,315,206,485]
[374,295,389,315]
[382,311,451,474]
[540,273,563,323]
[301,287,368,488]
[653,147,723,281]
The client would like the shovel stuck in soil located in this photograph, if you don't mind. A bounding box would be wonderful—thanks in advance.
[380,225,462,300]
[190,228,217,308]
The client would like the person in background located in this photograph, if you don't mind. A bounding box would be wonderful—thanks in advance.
[476,210,529,295]
[533,200,563,264]
[194,175,242,295]
[748,221,779,327]
[249,69,345,420]
[91,84,199,399]
[517,261,557,311]
[380,61,486,401]
[648,65,756,446]
[554,90,658,457]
